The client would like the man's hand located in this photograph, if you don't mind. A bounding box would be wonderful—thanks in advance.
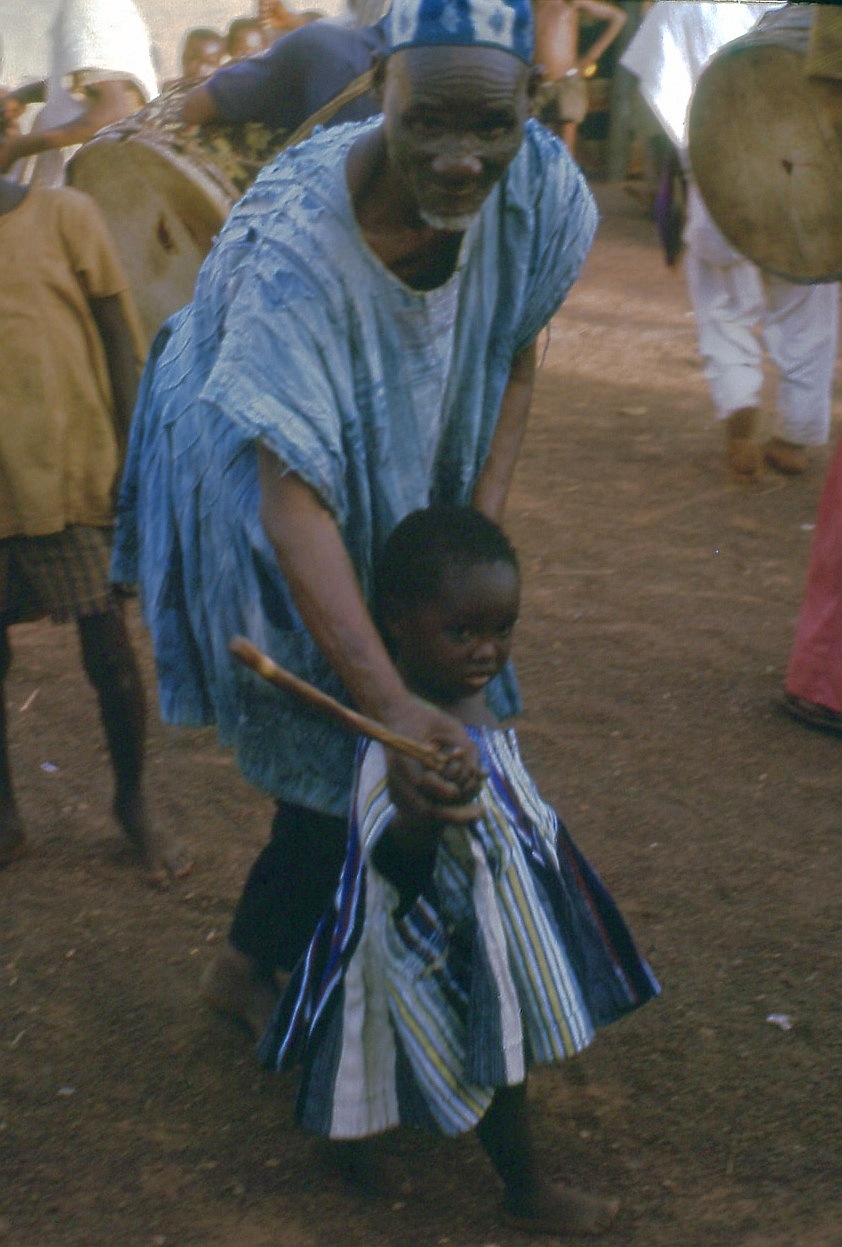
[383,699,484,829]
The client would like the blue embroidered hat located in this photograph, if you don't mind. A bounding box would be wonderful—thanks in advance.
[385,0,534,65]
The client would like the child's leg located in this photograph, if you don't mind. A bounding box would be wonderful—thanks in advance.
[0,624,27,865]
[76,607,192,883]
[476,1082,619,1236]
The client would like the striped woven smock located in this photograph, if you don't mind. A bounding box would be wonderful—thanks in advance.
[259,727,660,1139]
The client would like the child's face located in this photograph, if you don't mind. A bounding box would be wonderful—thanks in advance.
[182,36,224,79]
[390,560,519,704]
[229,27,267,59]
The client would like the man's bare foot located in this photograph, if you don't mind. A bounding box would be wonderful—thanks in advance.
[724,407,763,482]
[764,437,808,476]
[504,1180,620,1237]
[114,791,193,886]
[200,942,281,1039]
[0,803,27,867]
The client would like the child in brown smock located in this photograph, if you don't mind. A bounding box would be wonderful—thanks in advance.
[0,177,192,883]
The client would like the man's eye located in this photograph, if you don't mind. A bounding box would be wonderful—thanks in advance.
[478,119,515,138]
[408,116,447,137]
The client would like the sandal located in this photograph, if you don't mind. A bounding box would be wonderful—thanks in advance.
[781,693,842,738]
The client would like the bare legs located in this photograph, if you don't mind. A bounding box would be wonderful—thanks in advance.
[0,610,192,883]
[476,1083,620,1236]
[0,626,27,865]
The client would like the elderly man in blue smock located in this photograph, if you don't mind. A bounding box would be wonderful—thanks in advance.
[113,0,598,1038]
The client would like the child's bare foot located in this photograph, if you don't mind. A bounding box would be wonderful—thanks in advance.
[200,942,281,1039]
[113,791,193,885]
[0,802,27,867]
[504,1181,620,1237]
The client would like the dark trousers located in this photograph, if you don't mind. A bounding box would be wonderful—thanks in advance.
[229,801,347,975]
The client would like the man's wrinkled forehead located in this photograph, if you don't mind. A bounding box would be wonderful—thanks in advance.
[385,0,534,65]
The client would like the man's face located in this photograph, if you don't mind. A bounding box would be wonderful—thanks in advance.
[381,46,532,231]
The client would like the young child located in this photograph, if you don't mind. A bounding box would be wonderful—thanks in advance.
[225,18,269,61]
[260,505,659,1236]
[176,28,226,84]
[0,175,191,883]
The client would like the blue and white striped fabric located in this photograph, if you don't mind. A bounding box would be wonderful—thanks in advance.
[259,728,660,1139]
[112,117,597,817]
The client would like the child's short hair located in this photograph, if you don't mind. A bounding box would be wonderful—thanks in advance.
[182,27,224,49]
[375,505,518,615]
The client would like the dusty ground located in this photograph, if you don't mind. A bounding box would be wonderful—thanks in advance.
[1,185,841,1247]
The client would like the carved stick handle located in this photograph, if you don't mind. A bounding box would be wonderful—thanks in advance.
[229,636,450,771]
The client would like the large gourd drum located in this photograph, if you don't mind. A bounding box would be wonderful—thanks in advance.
[67,82,291,343]
[688,5,842,285]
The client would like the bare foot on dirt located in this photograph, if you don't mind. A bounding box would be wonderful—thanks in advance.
[113,792,193,886]
[764,438,808,476]
[724,407,763,483]
[504,1181,620,1237]
[0,802,28,867]
[200,942,281,1039]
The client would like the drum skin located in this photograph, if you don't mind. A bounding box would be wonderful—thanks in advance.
[67,83,290,343]
[688,19,842,285]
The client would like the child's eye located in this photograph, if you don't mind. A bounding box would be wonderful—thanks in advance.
[447,626,474,643]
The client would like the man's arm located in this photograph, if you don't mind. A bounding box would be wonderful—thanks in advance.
[89,294,140,468]
[0,80,138,173]
[576,0,627,74]
[256,446,483,820]
[470,340,537,523]
[180,83,220,126]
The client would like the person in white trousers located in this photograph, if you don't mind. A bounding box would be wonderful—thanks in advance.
[622,1,839,482]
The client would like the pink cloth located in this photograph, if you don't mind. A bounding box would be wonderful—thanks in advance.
[786,438,842,714]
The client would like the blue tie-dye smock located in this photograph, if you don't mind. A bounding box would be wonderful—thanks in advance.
[112,117,597,818]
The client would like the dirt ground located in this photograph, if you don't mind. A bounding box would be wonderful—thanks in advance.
[2,185,841,1247]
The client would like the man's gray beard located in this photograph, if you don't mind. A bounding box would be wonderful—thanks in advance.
[419,206,480,233]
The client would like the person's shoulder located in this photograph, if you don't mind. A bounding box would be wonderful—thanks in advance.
[24,184,93,220]
[267,17,382,61]
[42,184,106,223]
[513,118,582,187]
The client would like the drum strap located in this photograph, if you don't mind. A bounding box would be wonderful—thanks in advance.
[282,70,376,151]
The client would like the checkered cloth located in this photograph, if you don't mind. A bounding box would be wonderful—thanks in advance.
[0,526,117,624]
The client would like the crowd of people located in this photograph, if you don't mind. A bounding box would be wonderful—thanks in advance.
[0,0,839,1236]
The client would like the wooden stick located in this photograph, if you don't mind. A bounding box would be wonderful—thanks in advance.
[229,636,451,771]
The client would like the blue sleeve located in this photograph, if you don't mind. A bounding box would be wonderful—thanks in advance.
[199,238,356,526]
[206,23,382,130]
[513,122,599,352]
[207,37,305,128]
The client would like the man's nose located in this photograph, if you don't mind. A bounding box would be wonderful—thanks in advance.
[431,146,483,179]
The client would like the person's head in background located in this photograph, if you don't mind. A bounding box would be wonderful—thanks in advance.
[180,28,226,79]
[226,17,268,60]
[257,0,324,39]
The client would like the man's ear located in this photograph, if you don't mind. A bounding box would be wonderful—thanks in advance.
[526,63,544,113]
[371,51,387,106]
